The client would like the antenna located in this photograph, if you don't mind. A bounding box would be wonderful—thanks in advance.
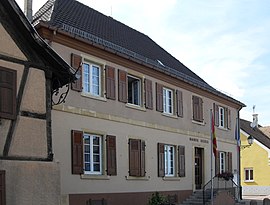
[253,105,256,114]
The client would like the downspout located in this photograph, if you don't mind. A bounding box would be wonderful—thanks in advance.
[24,0,33,22]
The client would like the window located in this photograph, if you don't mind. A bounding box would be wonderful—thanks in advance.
[158,143,185,177]
[71,130,116,176]
[192,96,203,122]
[219,152,226,173]
[163,88,173,114]
[245,168,254,182]
[214,103,231,129]
[164,145,175,176]
[128,75,141,106]
[0,66,16,120]
[84,134,102,174]
[215,151,232,175]
[129,139,145,177]
[83,62,101,96]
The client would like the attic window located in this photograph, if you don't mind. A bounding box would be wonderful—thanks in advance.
[157,59,165,67]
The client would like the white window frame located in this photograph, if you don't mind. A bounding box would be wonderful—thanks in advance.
[219,106,225,128]
[127,75,141,106]
[244,168,254,182]
[82,62,101,96]
[83,134,102,175]
[219,152,226,173]
[164,145,175,176]
[163,88,173,115]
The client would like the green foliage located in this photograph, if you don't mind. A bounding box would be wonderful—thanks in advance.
[148,192,168,205]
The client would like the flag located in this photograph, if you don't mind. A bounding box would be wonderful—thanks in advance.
[211,111,217,158]
[235,119,240,151]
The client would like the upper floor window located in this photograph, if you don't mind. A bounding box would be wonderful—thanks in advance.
[192,95,203,122]
[244,168,254,182]
[83,62,101,96]
[0,66,16,120]
[214,103,231,129]
[128,75,141,106]
[163,88,173,114]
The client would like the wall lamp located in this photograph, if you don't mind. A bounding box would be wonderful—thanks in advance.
[241,136,254,149]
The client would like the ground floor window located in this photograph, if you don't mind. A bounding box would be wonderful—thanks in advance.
[164,145,175,176]
[244,168,254,182]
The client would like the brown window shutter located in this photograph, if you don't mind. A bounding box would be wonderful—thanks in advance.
[176,90,183,117]
[227,109,231,129]
[0,170,6,205]
[106,135,117,176]
[192,96,199,121]
[227,152,232,173]
[156,83,163,112]
[0,67,16,120]
[140,140,146,177]
[144,79,153,109]
[215,151,220,175]
[213,103,219,126]
[129,139,141,176]
[224,108,228,129]
[105,66,116,100]
[71,130,84,174]
[118,70,127,103]
[158,143,165,177]
[198,97,203,122]
[178,146,185,177]
[71,53,82,92]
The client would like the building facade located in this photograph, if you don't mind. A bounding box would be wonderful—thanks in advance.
[0,0,74,205]
[240,117,270,195]
[33,0,244,204]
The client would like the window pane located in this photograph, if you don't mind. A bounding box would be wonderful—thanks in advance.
[128,76,140,105]
[83,64,90,92]
[93,146,100,154]
[250,170,253,180]
[94,163,100,172]
[93,155,100,163]
[85,163,91,171]
[84,154,90,163]
[84,144,90,153]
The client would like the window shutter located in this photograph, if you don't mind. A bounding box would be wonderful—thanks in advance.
[176,90,183,117]
[227,109,231,130]
[71,53,82,92]
[140,140,146,177]
[178,146,185,177]
[105,66,116,100]
[224,108,228,129]
[156,83,163,112]
[144,79,153,109]
[158,143,165,177]
[193,96,202,121]
[0,170,6,205]
[0,67,16,120]
[129,139,140,176]
[227,152,232,173]
[71,130,83,175]
[106,135,117,176]
[215,151,220,175]
[118,70,127,103]
[213,103,219,126]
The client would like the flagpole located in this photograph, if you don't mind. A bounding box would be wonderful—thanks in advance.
[210,109,214,205]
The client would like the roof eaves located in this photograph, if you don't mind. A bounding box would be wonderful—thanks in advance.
[60,23,244,107]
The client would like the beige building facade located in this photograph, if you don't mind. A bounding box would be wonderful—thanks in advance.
[0,1,74,205]
[33,0,245,204]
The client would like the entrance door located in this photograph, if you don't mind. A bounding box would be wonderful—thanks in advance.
[195,147,203,189]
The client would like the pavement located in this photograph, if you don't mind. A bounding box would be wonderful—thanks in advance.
[241,195,270,205]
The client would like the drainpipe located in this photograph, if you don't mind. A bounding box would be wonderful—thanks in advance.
[24,0,33,22]
[237,107,242,200]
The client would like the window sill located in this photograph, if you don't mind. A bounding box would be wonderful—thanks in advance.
[162,113,178,119]
[80,174,110,180]
[244,180,254,183]
[217,126,228,131]
[126,103,146,112]
[192,120,205,126]
[81,92,107,102]
[125,176,150,181]
[162,176,181,181]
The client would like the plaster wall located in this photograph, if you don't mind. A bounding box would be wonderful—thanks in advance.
[0,160,60,205]
[21,67,46,113]
[0,23,27,61]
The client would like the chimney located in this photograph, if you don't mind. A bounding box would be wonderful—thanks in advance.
[252,113,258,128]
[24,0,33,22]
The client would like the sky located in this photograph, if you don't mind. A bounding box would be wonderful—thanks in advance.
[16,0,270,126]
